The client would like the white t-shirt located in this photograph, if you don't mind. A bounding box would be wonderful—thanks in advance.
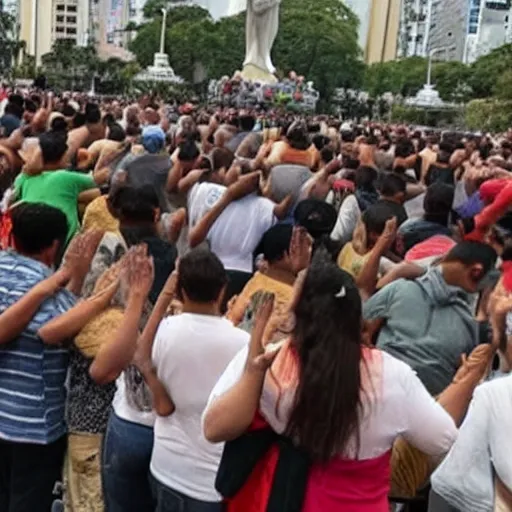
[330,194,361,245]
[112,373,156,428]
[150,314,249,502]
[206,347,457,461]
[188,183,277,273]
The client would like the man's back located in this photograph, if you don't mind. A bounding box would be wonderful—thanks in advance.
[14,170,95,242]
[208,193,276,273]
[363,268,478,395]
[151,313,249,501]
[0,251,76,443]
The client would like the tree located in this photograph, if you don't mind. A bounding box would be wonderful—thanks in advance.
[41,41,135,92]
[470,44,512,99]
[494,69,512,101]
[273,0,364,101]
[364,57,471,102]
[0,10,21,73]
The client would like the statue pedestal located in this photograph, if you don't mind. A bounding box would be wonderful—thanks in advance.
[134,52,183,83]
[241,64,278,84]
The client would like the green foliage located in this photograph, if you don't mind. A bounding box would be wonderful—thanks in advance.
[465,99,512,133]
[40,41,138,92]
[364,57,471,102]
[274,0,364,101]
[0,11,20,73]
[469,44,512,99]
[391,105,460,127]
[13,54,36,80]
[493,69,512,101]
[364,57,426,98]
[129,0,364,101]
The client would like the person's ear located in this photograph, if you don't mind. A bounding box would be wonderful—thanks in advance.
[469,263,485,283]
[42,239,61,268]
[218,284,228,314]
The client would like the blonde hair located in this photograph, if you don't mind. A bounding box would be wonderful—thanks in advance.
[263,127,281,143]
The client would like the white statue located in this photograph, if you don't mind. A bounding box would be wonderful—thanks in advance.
[229,0,281,82]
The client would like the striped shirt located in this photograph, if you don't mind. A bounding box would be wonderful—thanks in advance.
[0,251,76,444]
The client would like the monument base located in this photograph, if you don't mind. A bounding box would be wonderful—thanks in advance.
[133,52,183,84]
[241,64,278,84]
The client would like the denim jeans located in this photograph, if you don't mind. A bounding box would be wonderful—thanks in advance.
[102,411,154,512]
[150,474,225,512]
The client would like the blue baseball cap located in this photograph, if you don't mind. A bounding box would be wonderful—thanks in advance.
[142,125,166,154]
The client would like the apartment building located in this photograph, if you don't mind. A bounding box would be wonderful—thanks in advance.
[426,0,468,61]
[465,0,512,63]
[398,0,430,57]
[19,0,90,65]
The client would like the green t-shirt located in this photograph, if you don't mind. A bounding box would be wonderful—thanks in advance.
[14,170,96,243]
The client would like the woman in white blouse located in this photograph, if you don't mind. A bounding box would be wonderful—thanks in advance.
[203,250,458,512]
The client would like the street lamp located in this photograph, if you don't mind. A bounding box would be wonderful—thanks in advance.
[426,47,443,87]
[159,8,167,55]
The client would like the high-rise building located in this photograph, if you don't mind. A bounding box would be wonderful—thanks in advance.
[425,0,468,61]
[464,0,512,63]
[19,0,91,65]
[94,0,137,60]
[342,0,401,64]
[398,0,430,58]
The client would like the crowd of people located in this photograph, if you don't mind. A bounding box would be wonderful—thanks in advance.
[0,88,511,512]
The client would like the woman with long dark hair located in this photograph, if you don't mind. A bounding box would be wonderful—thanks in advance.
[203,250,458,512]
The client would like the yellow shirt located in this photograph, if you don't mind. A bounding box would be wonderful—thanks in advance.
[337,242,370,279]
[227,271,293,344]
[82,196,120,233]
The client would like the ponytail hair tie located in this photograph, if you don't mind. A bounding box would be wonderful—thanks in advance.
[335,286,346,298]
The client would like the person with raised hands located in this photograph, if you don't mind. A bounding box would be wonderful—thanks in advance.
[203,249,457,512]
[146,249,249,512]
[188,171,292,304]
[33,245,153,512]
[80,184,176,512]
[0,205,100,512]
[227,225,312,344]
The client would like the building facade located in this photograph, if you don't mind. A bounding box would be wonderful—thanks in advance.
[19,0,91,65]
[465,0,512,63]
[425,0,468,61]
[93,0,142,60]
[342,0,401,64]
[398,0,430,58]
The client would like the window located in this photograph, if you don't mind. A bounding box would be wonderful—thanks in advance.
[56,15,64,22]
[67,27,77,34]
[68,5,77,12]
[56,26,64,33]
[56,5,65,11]
[469,26,478,33]
[66,16,76,23]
